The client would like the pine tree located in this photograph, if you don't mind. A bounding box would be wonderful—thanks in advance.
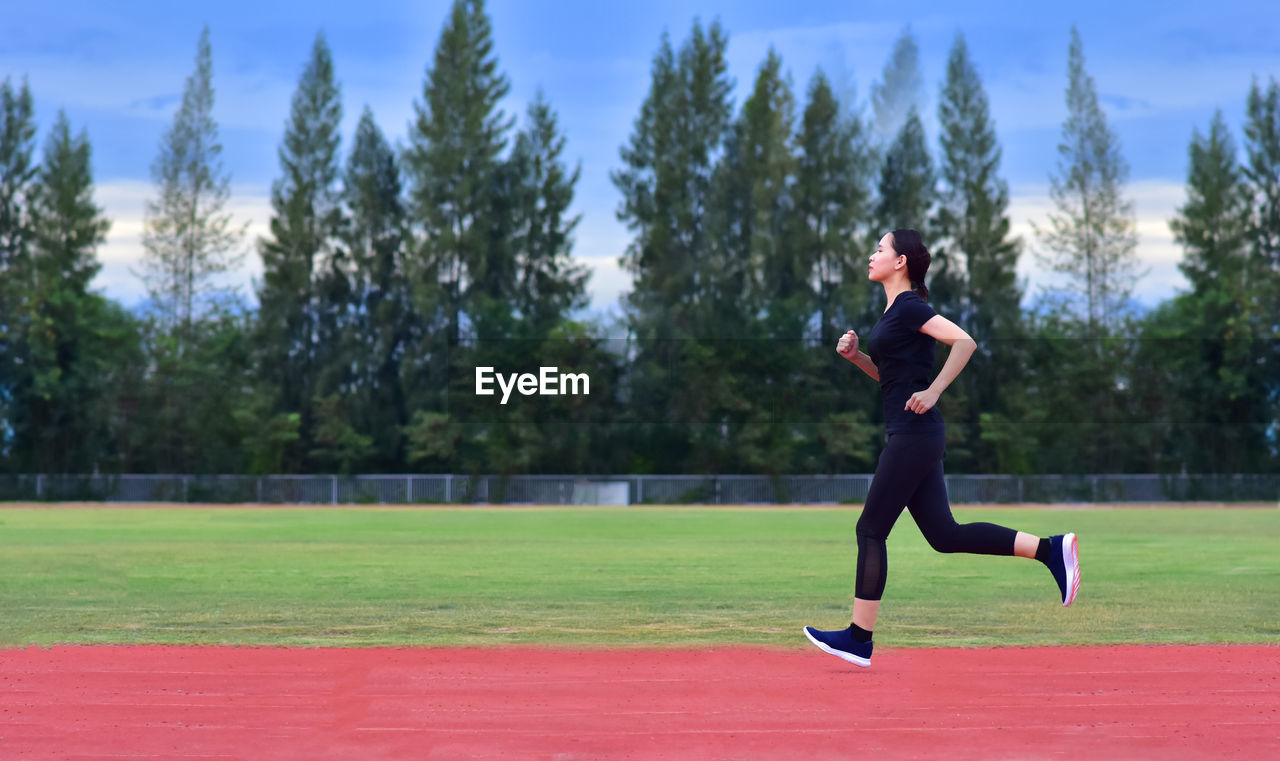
[1244,78,1280,308]
[934,33,1023,471]
[139,26,246,339]
[1016,31,1141,472]
[130,312,253,474]
[611,19,734,471]
[254,31,345,470]
[6,111,121,472]
[749,51,801,331]
[870,27,924,146]
[935,33,1021,343]
[1241,77,1280,461]
[344,107,412,469]
[308,393,373,475]
[712,48,797,334]
[613,31,683,335]
[613,20,733,340]
[1134,109,1267,473]
[481,94,621,476]
[1033,27,1140,334]
[792,69,878,473]
[794,70,873,345]
[1170,110,1249,296]
[0,78,38,422]
[0,78,36,276]
[875,109,934,230]
[134,28,253,474]
[30,114,109,293]
[1023,29,1146,473]
[705,47,804,472]
[405,0,513,346]
[506,91,587,338]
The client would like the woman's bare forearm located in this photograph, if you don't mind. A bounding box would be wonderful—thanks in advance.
[848,351,880,382]
[927,338,975,396]
[836,330,879,382]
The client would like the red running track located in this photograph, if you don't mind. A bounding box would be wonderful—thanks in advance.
[2,645,1277,760]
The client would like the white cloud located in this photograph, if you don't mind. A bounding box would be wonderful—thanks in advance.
[91,179,270,308]
[576,254,631,317]
[571,206,628,259]
[1009,179,1189,308]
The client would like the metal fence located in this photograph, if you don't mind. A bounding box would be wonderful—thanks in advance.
[1,473,1277,505]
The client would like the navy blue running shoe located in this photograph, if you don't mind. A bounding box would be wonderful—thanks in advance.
[1046,532,1081,607]
[803,625,873,667]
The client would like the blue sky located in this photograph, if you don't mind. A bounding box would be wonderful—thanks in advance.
[4,0,1279,324]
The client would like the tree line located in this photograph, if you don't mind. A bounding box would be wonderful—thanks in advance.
[1,1,1277,476]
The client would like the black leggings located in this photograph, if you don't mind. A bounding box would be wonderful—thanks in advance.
[855,429,1017,601]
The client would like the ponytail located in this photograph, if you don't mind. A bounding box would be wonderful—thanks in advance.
[891,228,932,303]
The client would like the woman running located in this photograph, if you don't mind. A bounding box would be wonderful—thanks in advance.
[804,228,1080,668]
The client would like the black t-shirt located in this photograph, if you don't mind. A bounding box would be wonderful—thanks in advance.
[866,291,944,433]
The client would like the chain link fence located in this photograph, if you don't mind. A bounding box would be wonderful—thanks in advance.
[1,473,1277,505]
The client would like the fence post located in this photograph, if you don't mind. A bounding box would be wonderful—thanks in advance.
[332,475,338,505]
[407,476,413,504]
[445,475,452,504]
[636,477,643,505]
[36,474,44,500]
[257,477,262,504]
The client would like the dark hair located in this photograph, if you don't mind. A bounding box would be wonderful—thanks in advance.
[891,228,931,301]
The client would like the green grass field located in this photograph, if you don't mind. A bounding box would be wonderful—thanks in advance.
[1,504,1276,648]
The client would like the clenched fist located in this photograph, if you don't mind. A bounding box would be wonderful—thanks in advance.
[836,329,859,361]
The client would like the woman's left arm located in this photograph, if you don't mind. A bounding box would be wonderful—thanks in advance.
[904,315,978,415]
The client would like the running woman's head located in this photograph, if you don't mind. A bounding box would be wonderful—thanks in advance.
[868,229,931,301]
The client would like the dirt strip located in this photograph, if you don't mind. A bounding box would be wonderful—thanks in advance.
[2,645,1277,760]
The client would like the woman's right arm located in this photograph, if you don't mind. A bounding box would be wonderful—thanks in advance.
[836,330,879,382]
